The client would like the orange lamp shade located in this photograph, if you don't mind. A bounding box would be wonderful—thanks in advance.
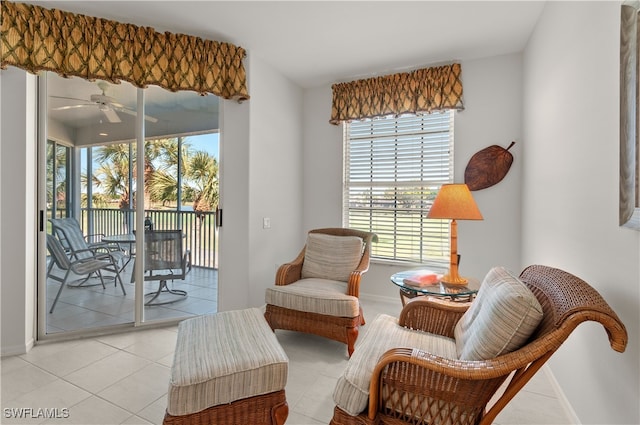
[427,184,483,220]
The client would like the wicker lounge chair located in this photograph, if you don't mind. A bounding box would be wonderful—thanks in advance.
[329,264,628,425]
[265,228,377,357]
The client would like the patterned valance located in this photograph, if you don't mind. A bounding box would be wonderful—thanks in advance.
[0,1,249,100]
[330,63,463,125]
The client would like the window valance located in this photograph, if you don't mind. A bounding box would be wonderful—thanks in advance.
[330,63,463,125]
[0,1,249,100]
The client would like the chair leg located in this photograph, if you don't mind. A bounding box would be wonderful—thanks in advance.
[271,401,289,425]
[50,270,72,313]
[96,270,106,289]
[144,279,187,306]
[111,263,126,296]
[346,325,358,358]
[117,274,126,295]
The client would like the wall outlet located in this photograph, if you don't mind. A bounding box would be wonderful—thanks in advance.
[263,217,271,229]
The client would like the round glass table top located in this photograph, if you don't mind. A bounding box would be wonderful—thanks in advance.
[390,269,480,298]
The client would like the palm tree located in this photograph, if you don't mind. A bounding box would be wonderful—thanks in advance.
[46,141,70,216]
[184,150,219,213]
[92,136,218,214]
[94,154,132,210]
[93,144,134,208]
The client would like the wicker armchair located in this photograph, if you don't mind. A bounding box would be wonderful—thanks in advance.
[265,228,377,357]
[329,264,628,425]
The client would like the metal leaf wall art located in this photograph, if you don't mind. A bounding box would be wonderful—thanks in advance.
[464,141,516,191]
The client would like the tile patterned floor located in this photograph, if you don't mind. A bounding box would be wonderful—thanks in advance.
[1,298,572,425]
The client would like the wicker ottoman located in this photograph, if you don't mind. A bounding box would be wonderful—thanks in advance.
[163,308,289,425]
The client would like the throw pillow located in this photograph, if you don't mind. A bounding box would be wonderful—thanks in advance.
[301,233,364,282]
[454,266,543,360]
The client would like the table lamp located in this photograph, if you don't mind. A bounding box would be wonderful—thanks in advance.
[427,183,483,285]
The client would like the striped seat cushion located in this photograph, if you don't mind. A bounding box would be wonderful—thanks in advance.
[166,308,289,416]
[333,313,457,416]
[265,278,360,317]
[454,266,543,360]
[301,233,364,282]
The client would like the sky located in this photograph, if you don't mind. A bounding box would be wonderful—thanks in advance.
[186,132,218,159]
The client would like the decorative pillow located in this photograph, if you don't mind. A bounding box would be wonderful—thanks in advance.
[300,233,364,282]
[454,266,543,360]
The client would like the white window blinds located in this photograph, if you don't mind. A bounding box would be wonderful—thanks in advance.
[343,111,454,263]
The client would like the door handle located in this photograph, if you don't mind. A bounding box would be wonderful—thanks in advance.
[216,208,222,227]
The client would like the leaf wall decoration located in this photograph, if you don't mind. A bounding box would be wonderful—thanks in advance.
[464,141,516,191]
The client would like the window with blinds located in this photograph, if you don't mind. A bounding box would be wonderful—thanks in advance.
[343,111,454,263]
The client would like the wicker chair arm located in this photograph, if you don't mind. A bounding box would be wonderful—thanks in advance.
[346,271,364,297]
[275,249,305,285]
[346,240,375,297]
[398,297,469,337]
[366,347,527,421]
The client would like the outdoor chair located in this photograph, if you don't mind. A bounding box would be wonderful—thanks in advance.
[49,217,126,294]
[265,228,377,357]
[329,265,628,425]
[50,217,126,270]
[140,230,191,306]
[46,234,122,313]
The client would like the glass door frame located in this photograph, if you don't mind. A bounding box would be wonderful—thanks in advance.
[37,77,162,341]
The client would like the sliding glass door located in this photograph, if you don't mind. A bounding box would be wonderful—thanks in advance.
[38,72,220,339]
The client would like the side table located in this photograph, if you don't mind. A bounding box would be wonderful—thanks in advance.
[390,269,480,306]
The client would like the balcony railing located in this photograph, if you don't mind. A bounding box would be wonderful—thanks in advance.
[80,208,218,269]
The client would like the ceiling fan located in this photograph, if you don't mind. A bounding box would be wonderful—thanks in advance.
[51,81,158,123]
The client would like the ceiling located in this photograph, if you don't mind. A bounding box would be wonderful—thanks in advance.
[28,1,545,89]
[47,73,220,144]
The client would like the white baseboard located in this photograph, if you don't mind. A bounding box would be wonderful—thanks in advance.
[1,337,34,357]
[359,292,397,304]
[543,365,581,424]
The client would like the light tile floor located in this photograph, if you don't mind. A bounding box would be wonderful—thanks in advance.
[1,297,572,425]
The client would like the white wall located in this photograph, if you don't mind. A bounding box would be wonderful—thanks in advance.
[0,67,37,356]
[217,86,252,311]
[523,2,640,423]
[302,54,524,301]
[302,85,344,234]
[218,53,304,310]
[247,54,304,306]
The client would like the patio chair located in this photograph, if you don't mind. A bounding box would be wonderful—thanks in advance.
[329,265,628,425]
[140,230,191,306]
[49,217,126,294]
[264,228,377,357]
[50,217,125,258]
[46,234,120,313]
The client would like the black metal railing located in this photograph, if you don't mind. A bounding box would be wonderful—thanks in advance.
[80,208,218,269]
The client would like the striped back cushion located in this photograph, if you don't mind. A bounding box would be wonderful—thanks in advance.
[454,266,543,360]
[301,233,364,282]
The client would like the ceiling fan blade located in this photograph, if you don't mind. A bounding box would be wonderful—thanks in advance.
[144,114,159,123]
[52,103,94,111]
[114,106,159,123]
[102,108,122,123]
[109,100,127,109]
[50,95,91,103]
